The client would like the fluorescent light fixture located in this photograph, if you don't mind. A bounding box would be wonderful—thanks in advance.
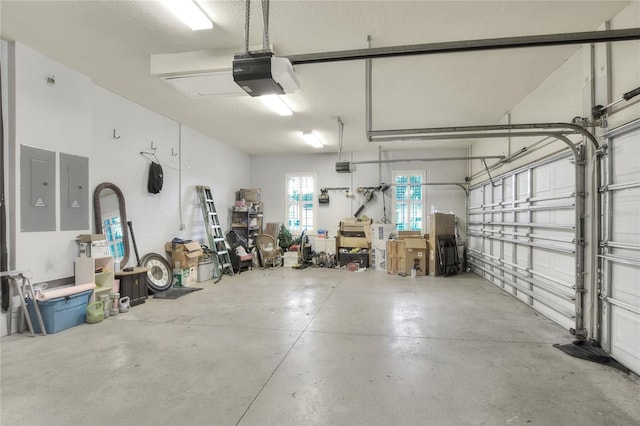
[161,0,213,31]
[260,95,293,116]
[302,131,324,148]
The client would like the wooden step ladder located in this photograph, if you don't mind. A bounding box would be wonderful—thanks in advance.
[196,185,234,277]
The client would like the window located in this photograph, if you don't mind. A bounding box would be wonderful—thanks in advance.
[393,170,425,231]
[286,173,316,232]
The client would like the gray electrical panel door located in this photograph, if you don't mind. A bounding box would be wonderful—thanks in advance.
[60,153,89,230]
[21,145,56,232]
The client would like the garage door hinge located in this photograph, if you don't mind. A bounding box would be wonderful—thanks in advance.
[571,116,606,128]
[570,328,588,339]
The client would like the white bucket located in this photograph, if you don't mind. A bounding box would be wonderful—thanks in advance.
[197,259,214,282]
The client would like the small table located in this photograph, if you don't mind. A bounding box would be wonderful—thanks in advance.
[115,267,149,306]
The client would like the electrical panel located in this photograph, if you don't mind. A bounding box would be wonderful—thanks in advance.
[20,145,56,232]
[60,153,89,231]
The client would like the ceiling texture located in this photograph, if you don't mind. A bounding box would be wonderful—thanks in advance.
[0,1,635,155]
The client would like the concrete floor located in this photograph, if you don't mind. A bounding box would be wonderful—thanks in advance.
[1,269,639,426]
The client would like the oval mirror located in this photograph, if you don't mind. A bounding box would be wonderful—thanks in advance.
[93,182,130,267]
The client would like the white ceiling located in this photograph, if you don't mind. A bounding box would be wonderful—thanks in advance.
[0,0,633,155]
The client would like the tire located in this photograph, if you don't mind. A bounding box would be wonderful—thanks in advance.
[212,254,223,283]
[140,253,173,293]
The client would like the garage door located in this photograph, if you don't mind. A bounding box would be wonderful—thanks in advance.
[468,152,581,334]
[599,119,640,375]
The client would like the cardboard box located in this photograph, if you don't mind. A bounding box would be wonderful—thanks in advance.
[313,236,336,255]
[370,224,395,271]
[165,241,203,268]
[238,188,262,203]
[428,213,455,276]
[78,240,110,258]
[339,218,372,235]
[337,236,369,249]
[283,252,298,267]
[371,239,389,271]
[429,213,455,238]
[386,240,406,274]
[403,238,428,276]
[173,266,197,287]
[76,234,107,242]
[398,230,421,239]
[371,224,395,242]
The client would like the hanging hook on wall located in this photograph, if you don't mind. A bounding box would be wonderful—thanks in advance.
[171,148,178,157]
[113,129,121,140]
[141,141,160,163]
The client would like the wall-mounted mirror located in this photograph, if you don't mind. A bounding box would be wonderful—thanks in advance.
[93,182,130,267]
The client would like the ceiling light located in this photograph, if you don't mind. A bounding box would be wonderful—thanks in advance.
[260,95,293,116]
[302,131,324,148]
[161,0,213,31]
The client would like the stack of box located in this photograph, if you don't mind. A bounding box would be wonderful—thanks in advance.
[336,218,372,267]
[164,241,203,286]
[76,234,110,258]
[237,188,262,212]
[428,213,456,276]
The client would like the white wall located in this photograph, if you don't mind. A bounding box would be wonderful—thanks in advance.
[470,2,640,182]
[250,148,468,239]
[8,42,250,283]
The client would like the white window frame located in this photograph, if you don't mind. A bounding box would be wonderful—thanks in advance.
[392,169,426,231]
[285,172,317,233]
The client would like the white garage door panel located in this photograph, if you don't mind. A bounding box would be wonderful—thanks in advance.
[503,179,513,202]
[484,185,492,204]
[532,210,575,227]
[611,132,640,185]
[532,250,575,285]
[470,188,483,205]
[515,211,529,224]
[535,301,574,330]
[610,307,640,375]
[503,242,514,262]
[492,185,502,202]
[468,153,578,335]
[602,121,640,375]
[491,240,501,254]
[516,245,529,266]
[611,189,640,244]
[516,173,528,198]
[533,160,575,195]
[610,263,640,306]
[469,235,482,252]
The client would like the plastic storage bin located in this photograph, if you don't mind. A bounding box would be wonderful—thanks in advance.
[26,289,93,334]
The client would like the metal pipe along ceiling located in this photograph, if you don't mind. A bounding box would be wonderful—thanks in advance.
[350,155,505,165]
[288,28,640,65]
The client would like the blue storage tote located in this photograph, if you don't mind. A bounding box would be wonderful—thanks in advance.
[26,289,93,334]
